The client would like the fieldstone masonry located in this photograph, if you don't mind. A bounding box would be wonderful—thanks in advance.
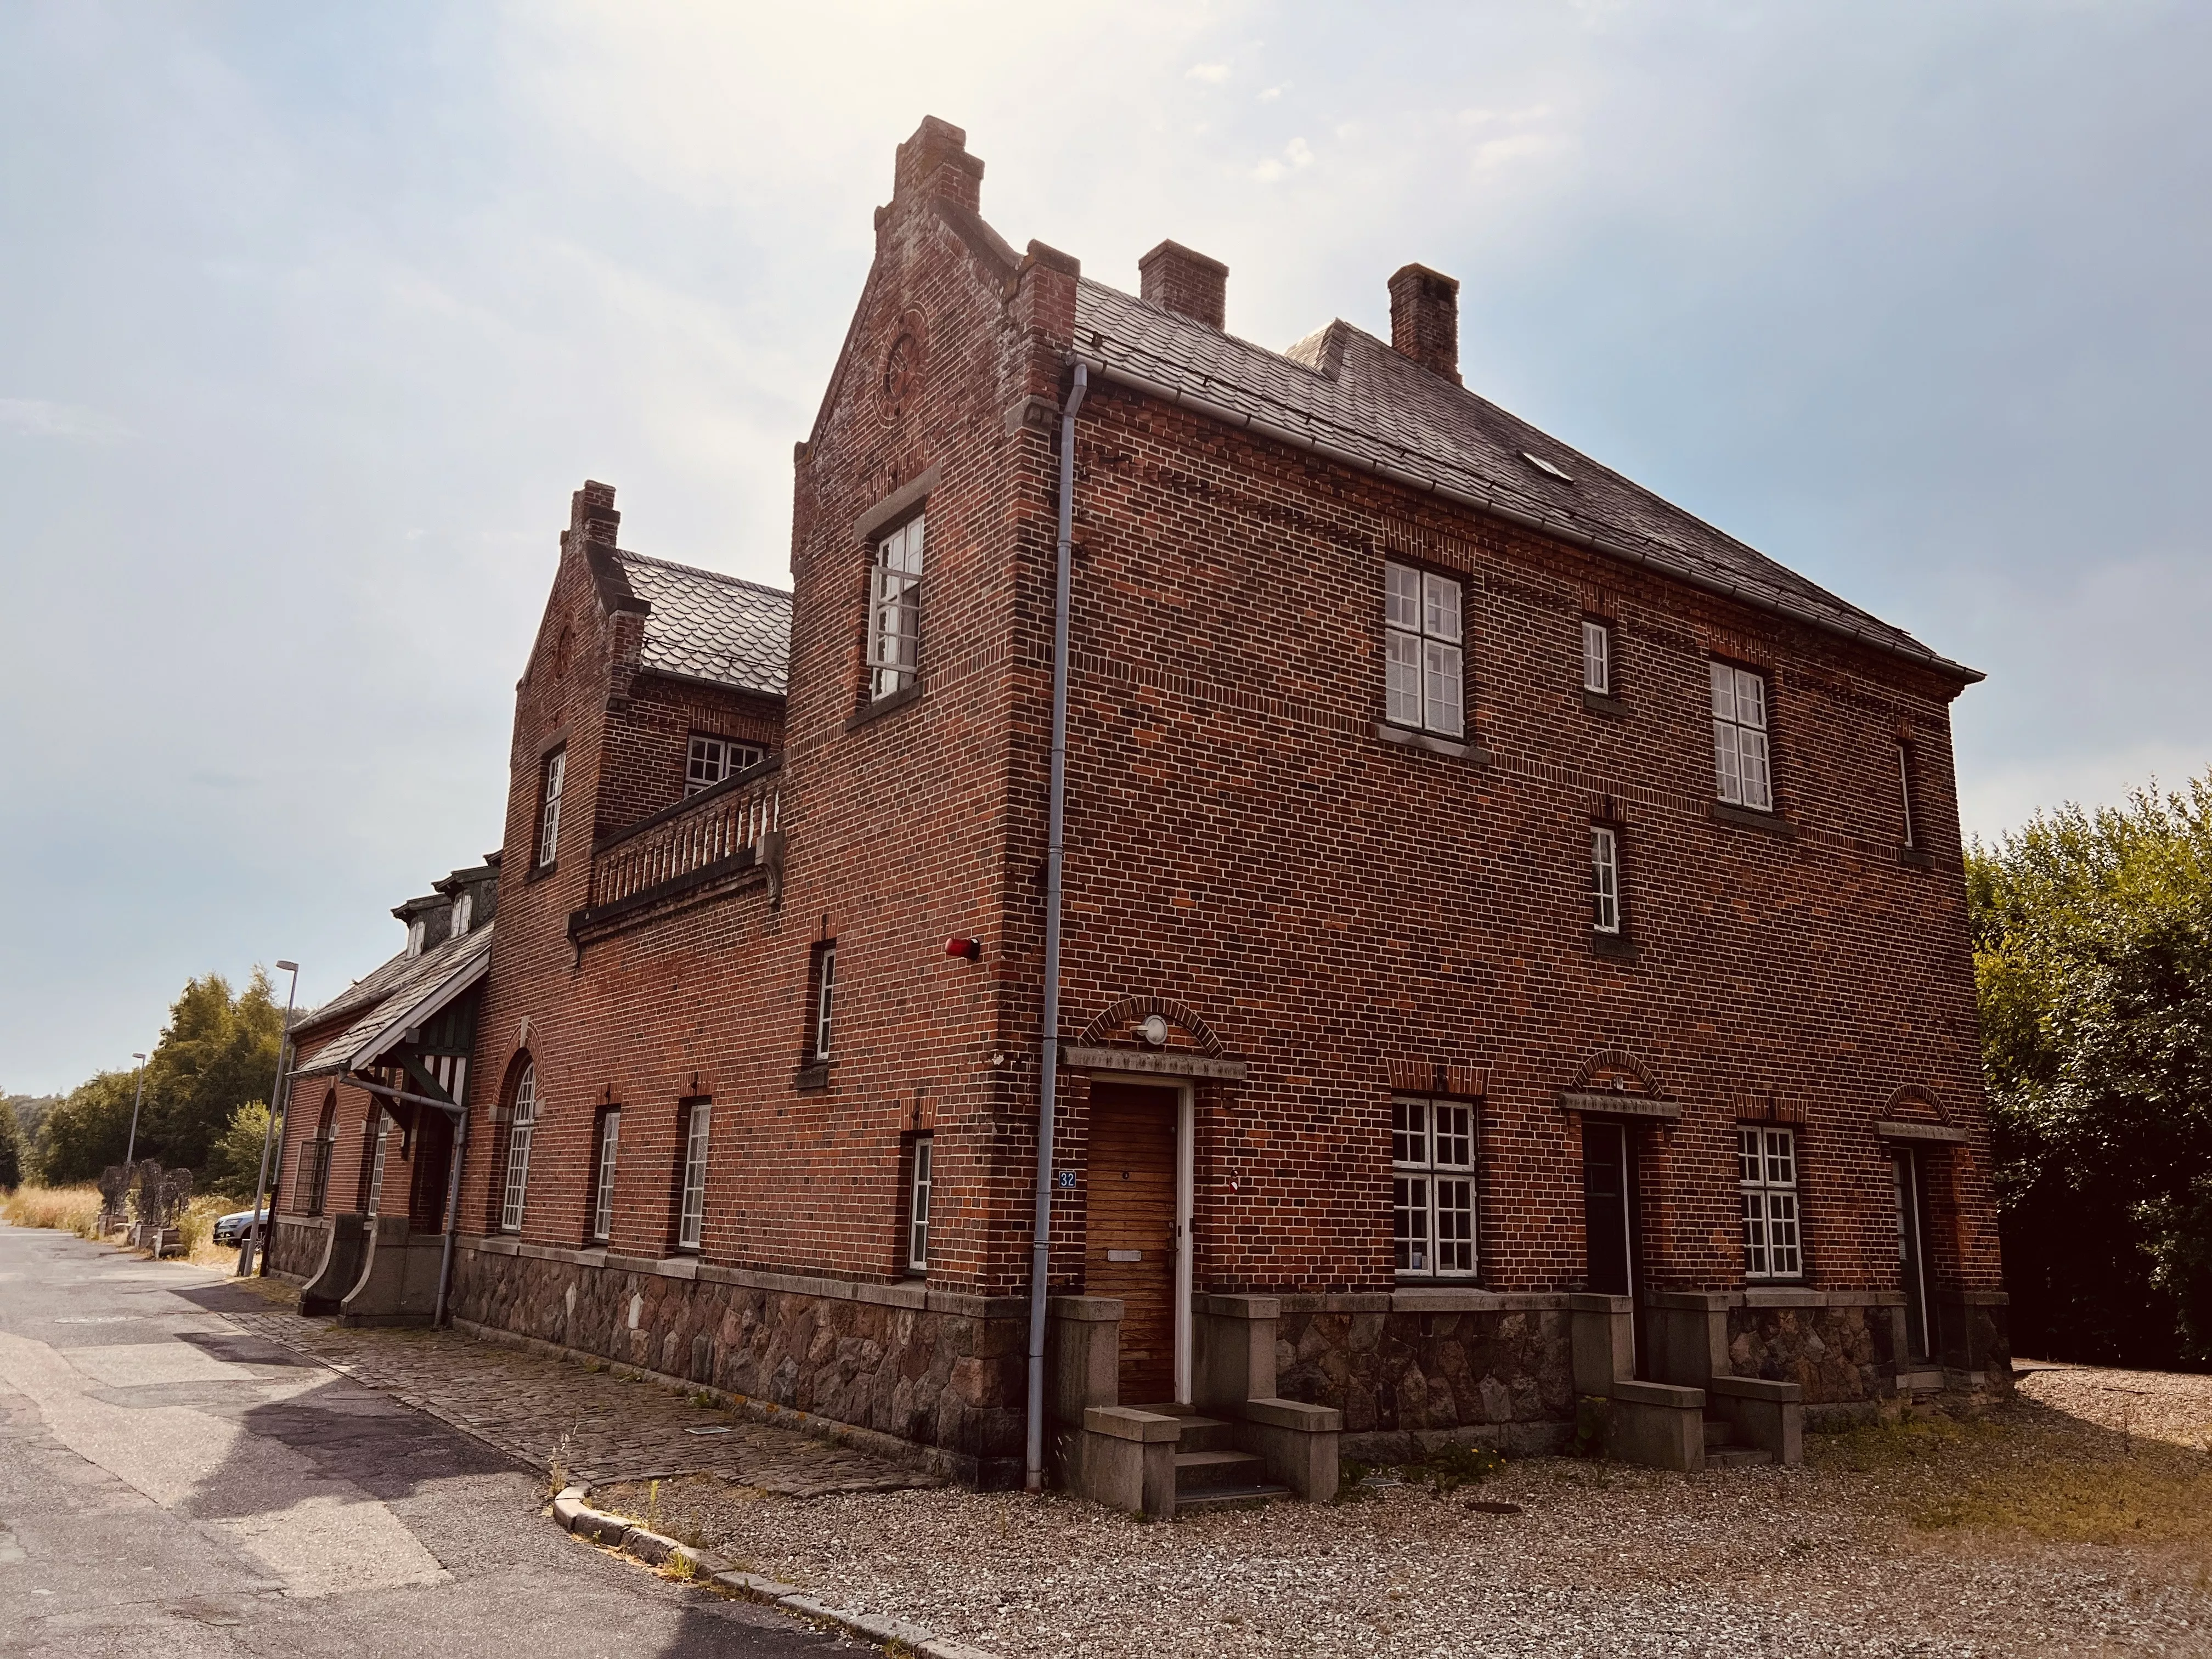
[450,1240,1025,1485]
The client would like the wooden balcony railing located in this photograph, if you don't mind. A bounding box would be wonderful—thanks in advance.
[577,756,785,930]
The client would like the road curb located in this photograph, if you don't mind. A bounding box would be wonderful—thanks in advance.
[553,1485,1000,1659]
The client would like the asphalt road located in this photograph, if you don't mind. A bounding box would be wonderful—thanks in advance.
[0,1226,850,1659]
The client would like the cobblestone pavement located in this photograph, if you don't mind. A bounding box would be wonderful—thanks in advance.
[218,1295,935,1497]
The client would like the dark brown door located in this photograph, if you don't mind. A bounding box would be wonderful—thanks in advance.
[1086,1082,1178,1405]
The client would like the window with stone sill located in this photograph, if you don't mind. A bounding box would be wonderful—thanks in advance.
[536,748,567,868]
[1393,1096,1477,1278]
[1711,663,1774,812]
[686,734,764,797]
[676,1099,711,1252]
[907,1133,934,1273]
[867,514,925,702]
[1592,825,1623,936]
[808,942,837,1062]
[1583,619,1612,696]
[1385,561,1465,740]
[500,1062,535,1233]
[590,1107,620,1244]
[1739,1125,1802,1280]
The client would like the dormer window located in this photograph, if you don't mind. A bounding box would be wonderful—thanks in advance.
[405,918,426,958]
[450,890,472,938]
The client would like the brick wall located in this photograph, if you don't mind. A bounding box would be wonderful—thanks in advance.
[439,117,2004,1448]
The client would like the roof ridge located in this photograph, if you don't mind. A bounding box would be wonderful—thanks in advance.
[1074,275,1334,381]
[614,547,793,602]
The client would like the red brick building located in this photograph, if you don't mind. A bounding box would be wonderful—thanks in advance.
[276,117,2005,1503]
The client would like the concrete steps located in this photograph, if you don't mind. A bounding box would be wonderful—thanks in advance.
[1702,1417,1773,1469]
[1131,1407,1293,1509]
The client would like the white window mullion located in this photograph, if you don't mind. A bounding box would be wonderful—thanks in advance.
[678,1103,710,1251]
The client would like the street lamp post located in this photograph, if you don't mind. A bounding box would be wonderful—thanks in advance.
[122,1053,148,1166]
[238,961,300,1278]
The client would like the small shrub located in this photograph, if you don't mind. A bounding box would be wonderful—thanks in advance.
[1571,1396,1610,1459]
[1423,1441,1506,1492]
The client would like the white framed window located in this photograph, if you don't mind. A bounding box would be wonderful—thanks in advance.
[1738,1126,1802,1279]
[677,1101,710,1251]
[501,1063,535,1233]
[686,735,765,796]
[1897,743,1917,848]
[1710,662,1773,811]
[811,944,837,1060]
[868,514,926,701]
[1384,561,1465,738]
[907,1135,933,1272]
[591,1108,620,1244]
[1591,826,1621,934]
[405,917,426,958]
[1392,1097,1476,1277]
[1583,619,1611,696]
[450,891,472,938]
[366,1115,391,1215]
[537,749,567,868]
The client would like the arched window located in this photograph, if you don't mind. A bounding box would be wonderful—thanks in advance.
[501,1061,536,1233]
[304,1093,336,1217]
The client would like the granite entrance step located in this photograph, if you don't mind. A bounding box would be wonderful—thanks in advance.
[1702,1415,1773,1468]
[1129,1405,1292,1509]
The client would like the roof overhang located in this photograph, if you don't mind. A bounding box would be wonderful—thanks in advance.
[293,935,492,1078]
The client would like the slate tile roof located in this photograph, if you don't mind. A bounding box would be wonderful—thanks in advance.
[613,550,792,698]
[291,923,494,1077]
[1071,278,1973,679]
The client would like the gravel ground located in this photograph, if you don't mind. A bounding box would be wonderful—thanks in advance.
[598,1367,2212,1658]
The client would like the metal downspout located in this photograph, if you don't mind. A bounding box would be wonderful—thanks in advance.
[1026,360,1087,1491]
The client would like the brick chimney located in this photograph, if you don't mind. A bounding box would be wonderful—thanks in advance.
[894,115,984,214]
[1139,240,1228,331]
[1389,263,1460,384]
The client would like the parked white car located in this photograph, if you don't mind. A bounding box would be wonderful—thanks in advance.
[212,1207,268,1247]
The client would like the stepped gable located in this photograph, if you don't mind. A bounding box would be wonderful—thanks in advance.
[1071,276,1974,680]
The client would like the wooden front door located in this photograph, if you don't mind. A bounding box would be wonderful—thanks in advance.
[1086,1082,1178,1405]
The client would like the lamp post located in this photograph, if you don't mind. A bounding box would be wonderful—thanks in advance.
[122,1053,148,1166]
[238,961,299,1278]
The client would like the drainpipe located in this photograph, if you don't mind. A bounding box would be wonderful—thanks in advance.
[1025,360,1087,1492]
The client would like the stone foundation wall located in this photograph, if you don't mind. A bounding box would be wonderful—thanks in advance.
[1277,1297,1576,1459]
[266,1215,329,1283]
[448,1238,1027,1486]
[1727,1301,1897,1421]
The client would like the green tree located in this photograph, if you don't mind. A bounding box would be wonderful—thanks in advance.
[33,1070,141,1185]
[139,970,286,1172]
[0,1098,20,1189]
[200,1099,273,1201]
[1970,769,2212,1367]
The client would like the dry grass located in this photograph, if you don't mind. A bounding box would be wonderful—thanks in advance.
[2,1183,105,1237]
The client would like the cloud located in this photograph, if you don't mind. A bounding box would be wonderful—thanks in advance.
[1186,62,1228,83]
[0,398,131,442]
[1253,135,1314,183]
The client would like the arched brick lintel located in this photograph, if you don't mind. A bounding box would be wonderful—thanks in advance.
[1568,1046,1663,1096]
[1075,995,1226,1057]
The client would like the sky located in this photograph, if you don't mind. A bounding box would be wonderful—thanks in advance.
[2,1,2207,1094]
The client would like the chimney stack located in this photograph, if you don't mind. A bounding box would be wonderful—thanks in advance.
[893,116,984,215]
[1388,263,1460,384]
[1139,240,1228,332]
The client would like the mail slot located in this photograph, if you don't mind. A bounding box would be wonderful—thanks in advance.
[1106,1249,1142,1262]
